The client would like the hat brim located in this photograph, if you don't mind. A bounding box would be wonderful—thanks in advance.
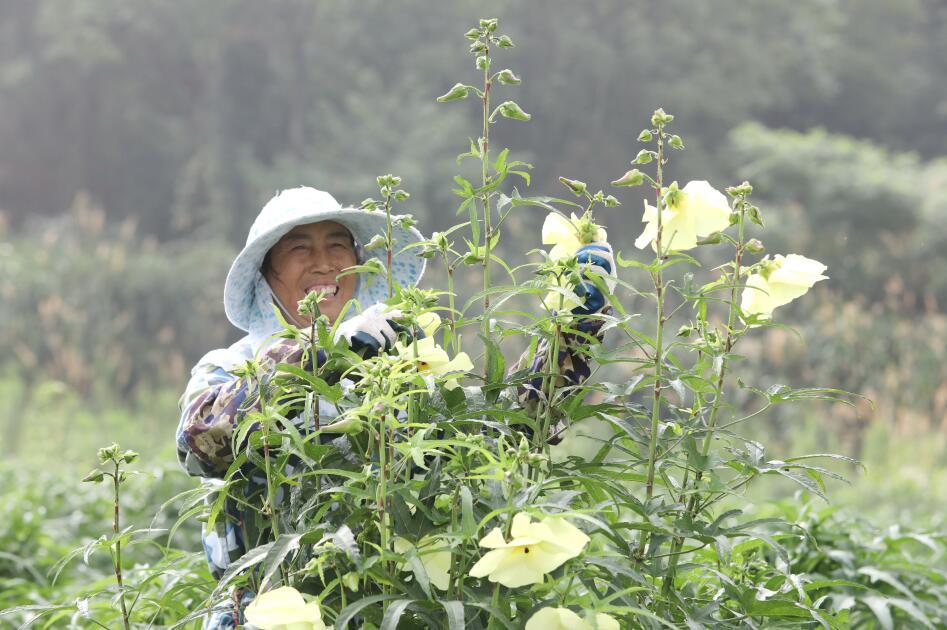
[224,208,425,331]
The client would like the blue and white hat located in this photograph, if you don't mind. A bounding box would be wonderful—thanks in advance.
[224,186,425,333]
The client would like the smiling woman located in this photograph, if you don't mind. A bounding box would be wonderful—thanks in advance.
[261,220,359,324]
[174,186,427,628]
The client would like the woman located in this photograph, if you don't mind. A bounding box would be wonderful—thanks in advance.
[176,186,615,627]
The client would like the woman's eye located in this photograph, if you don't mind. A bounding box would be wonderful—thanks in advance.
[292,245,309,252]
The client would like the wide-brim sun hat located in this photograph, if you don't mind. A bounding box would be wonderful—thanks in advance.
[224,186,426,331]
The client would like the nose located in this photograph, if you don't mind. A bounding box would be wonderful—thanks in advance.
[308,245,335,273]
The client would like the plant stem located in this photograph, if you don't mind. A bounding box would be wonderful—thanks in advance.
[385,193,394,300]
[643,127,667,511]
[662,198,746,595]
[112,463,130,630]
[481,43,492,315]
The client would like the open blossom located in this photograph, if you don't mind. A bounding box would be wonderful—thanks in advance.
[543,212,607,260]
[393,535,452,591]
[634,180,731,251]
[525,607,620,630]
[468,513,590,588]
[244,586,328,630]
[393,336,473,389]
[740,254,828,318]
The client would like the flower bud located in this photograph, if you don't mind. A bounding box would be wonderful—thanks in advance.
[469,40,488,54]
[725,181,754,197]
[122,450,139,464]
[496,69,521,85]
[364,234,386,251]
[97,443,119,463]
[360,198,379,211]
[677,324,694,337]
[480,18,498,31]
[495,35,514,48]
[604,195,621,207]
[637,129,653,142]
[745,238,765,254]
[558,176,587,196]
[611,169,644,187]
[392,189,410,202]
[82,469,105,483]
[668,134,684,150]
[492,100,531,121]
[464,28,481,40]
[747,204,764,227]
[476,55,489,70]
[632,149,654,164]
[651,108,674,126]
[436,83,470,103]
[697,231,722,246]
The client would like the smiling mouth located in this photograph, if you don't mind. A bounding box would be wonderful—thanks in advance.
[305,284,340,299]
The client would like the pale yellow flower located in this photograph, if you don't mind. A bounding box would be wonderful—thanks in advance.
[542,212,607,260]
[416,311,441,338]
[393,536,452,591]
[393,336,473,389]
[634,180,731,251]
[244,586,328,630]
[525,607,620,630]
[740,254,828,318]
[468,513,589,588]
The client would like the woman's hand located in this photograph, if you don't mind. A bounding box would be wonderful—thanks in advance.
[571,242,616,316]
[334,304,410,358]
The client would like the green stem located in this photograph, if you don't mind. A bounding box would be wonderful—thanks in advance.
[643,127,666,513]
[112,464,130,630]
[481,44,492,316]
[385,194,394,300]
[662,198,746,595]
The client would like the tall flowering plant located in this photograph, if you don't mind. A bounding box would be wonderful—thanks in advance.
[176,18,865,630]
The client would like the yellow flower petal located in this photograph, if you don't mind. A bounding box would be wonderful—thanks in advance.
[525,607,589,630]
[245,586,326,630]
[417,311,442,338]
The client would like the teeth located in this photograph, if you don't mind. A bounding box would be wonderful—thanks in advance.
[307,284,339,297]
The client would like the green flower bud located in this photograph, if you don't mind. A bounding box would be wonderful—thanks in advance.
[495,35,514,48]
[121,450,139,464]
[725,181,754,197]
[745,238,765,254]
[676,324,694,337]
[637,129,653,142]
[436,83,470,103]
[611,169,645,187]
[395,215,417,229]
[469,40,488,54]
[747,204,764,227]
[464,27,481,40]
[697,231,722,246]
[668,134,684,150]
[558,176,587,196]
[97,443,119,463]
[604,194,621,207]
[496,68,521,85]
[651,108,674,126]
[82,469,105,483]
[364,234,386,251]
[492,100,531,121]
[360,198,378,211]
[476,55,489,70]
[632,149,654,164]
[480,18,498,31]
[392,189,410,202]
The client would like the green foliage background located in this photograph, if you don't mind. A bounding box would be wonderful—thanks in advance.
[1,0,946,626]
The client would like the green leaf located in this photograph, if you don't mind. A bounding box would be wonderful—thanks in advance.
[440,601,466,629]
[460,486,476,537]
[380,599,414,630]
[335,595,401,630]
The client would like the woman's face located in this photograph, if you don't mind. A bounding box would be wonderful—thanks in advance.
[263,220,358,325]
